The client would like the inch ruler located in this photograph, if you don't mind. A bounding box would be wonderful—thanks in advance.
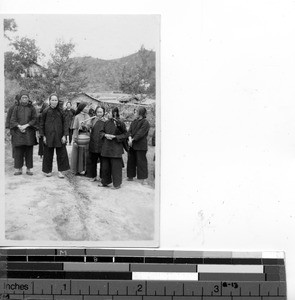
[0,248,287,300]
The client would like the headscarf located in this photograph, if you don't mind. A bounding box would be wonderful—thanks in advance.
[75,102,87,116]
[137,106,147,118]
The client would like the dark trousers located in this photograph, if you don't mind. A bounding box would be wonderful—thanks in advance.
[127,148,148,179]
[42,145,70,173]
[14,145,33,169]
[101,156,123,188]
[11,134,15,158]
[38,137,44,156]
[67,129,73,144]
[86,152,102,178]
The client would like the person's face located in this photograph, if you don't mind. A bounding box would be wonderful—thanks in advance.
[106,110,112,119]
[135,109,140,117]
[50,96,58,108]
[96,108,104,118]
[82,106,88,114]
[20,95,29,105]
[66,103,71,109]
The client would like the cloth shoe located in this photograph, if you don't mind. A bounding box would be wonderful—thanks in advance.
[14,169,22,176]
[58,171,65,178]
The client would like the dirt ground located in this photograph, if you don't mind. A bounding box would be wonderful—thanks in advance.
[5,140,156,242]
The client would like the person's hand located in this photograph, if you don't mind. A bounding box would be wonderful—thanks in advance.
[61,136,67,144]
[43,136,47,145]
[105,134,115,140]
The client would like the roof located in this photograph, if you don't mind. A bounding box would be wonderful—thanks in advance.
[71,92,156,106]
[29,61,47,70]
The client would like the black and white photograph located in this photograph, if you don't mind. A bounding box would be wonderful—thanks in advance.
[1,0,295,298]
[1,14,160,246]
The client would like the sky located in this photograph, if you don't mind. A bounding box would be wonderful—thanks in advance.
[3,15,160,64]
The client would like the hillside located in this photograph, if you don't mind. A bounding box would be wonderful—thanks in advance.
[72,48,156,93]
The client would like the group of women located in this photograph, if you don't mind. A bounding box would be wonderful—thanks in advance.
[6,90,151,189]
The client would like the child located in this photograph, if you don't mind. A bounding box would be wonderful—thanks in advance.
[40,93,70,178]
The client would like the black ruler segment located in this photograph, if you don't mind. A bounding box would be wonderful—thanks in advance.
[115,257,144,263]
[54,256,85,262]
[199,273,266,281]
[86,256,114,263]
[4,262,63,270]
[232,258,263,265]
[28,256,55,262]
[174,258,204,264]
[203,258,233,264]
[145,257,174,264]
[0,271,132,280]
[0,249,287,299]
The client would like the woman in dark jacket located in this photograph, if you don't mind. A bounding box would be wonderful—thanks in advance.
[127,106,150,183]
[35,97,48,161]
[99,107,127,189]
[63,101,76,145]
[6,94,20,159]
[86,106,106,181]
[10,90,37,175]
[40,93,70,178]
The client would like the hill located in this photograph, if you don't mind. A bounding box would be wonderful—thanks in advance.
[72,48,156,94]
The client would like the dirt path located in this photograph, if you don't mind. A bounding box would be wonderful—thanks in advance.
[5,143,156,242]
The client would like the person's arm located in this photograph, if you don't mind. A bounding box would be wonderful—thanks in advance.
[152,129,156,146]
[10,106,19,129]
[72,115,80,141]
[28,106,37,127]
[99,122,106,140]
[115,121,127,142]
[62,111,69,137]
[5,106,14,129]
[20,106,37,131]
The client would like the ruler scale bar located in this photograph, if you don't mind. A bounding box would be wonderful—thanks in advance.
[0,249,287,300]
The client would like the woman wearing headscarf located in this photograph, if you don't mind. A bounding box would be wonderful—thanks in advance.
[126,106,150,184]
[99,107,127,189]
[63,101,76,145]
[39,93,70,178]
[6,94,20,159]
[86,106,106,181]
[71,102,90,175]
[10,90,37,175]
[35,96,48,161]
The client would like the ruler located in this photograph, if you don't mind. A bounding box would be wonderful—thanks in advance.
[0,249,287,299]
